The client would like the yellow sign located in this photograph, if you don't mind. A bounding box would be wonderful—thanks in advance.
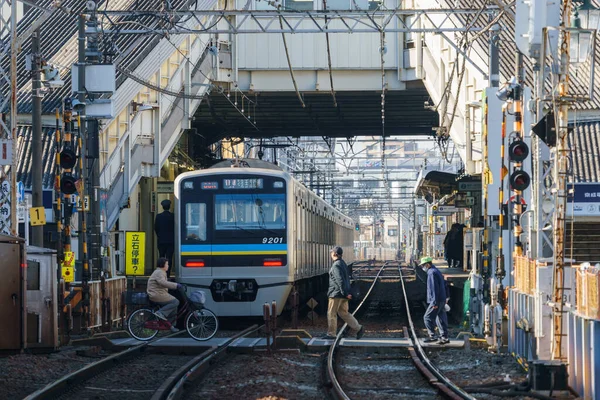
[63,251,75,268]
[62,251,75,283]
[125,232,146,276]
[29,207,46,226]
[62,266,74,282]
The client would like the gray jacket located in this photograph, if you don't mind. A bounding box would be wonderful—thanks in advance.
[328,258,351,298]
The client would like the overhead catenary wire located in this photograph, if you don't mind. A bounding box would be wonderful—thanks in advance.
[278,11,305,108]
[322,0,337,107]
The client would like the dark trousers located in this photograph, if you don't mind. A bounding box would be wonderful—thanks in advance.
[158,244,175,277]
[155,298,179,324]
[424,301,449,339]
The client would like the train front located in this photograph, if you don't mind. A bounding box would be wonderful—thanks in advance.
[175,170,291,316]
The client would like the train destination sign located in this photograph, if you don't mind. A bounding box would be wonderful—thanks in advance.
[223,178,263,190]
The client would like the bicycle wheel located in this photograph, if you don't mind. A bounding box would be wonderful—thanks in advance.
[186,308,218,341]
[128,308,159,341]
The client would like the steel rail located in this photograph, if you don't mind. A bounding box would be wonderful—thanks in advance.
[24,329,186,400]
[327,262,387,399]
[398,266,477,400]
[153,324,263,400]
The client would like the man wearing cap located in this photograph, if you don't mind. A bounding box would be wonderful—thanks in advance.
[155,199,175,277]
[323,246,365,340]
[419,257,449,344]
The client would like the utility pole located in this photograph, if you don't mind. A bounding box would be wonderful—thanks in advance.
[31,29,44,247]
[551,0,573,361]
[77,14,91,328]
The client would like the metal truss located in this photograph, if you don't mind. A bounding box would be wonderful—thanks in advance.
[94,8,497,35]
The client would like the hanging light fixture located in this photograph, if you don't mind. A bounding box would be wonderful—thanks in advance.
[570,0,598,64]
[574,0,600,30]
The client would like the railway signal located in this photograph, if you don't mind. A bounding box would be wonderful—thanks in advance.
[59,145,78,194]
[508,140,530,191]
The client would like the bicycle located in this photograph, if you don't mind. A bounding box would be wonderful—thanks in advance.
[127,286,218,341]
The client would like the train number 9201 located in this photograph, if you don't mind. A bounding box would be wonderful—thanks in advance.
[263,237,284,244]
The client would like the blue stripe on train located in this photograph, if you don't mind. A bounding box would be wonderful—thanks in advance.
[181,243,287,252]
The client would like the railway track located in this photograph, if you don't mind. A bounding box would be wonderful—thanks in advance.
[326,262,477,400]
[24,326,261,400]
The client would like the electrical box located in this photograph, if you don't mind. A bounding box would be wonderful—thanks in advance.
[529,361,568,391]
[71,64,116,93]
[0,235,26,352]
[26,246,59,350]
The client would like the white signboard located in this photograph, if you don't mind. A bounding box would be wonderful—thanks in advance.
[0,139,13,165]
[567,184,600,217]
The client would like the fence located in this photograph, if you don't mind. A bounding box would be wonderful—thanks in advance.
[576,264,600,320]
[513,256,538,295]
[88,277,127,329]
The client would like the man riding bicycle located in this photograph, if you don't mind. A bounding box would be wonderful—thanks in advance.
[147,257,182,333]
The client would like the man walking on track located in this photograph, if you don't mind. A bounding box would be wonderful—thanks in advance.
[155,199,175,277]
[323,246,365,340]
[419,257,449,344]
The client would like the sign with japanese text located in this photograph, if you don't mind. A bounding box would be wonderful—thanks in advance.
[567,183,600,217]
[125,232,146,276]
[0,179,10,234]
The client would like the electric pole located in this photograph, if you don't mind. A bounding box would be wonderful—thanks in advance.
[551,0,573,361]
[31,29,44,246]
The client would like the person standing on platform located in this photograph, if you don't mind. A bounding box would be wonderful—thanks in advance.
[155,199,175,277]
[323,246,365,340]
[419,257,449,344]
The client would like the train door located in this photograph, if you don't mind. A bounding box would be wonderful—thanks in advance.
[180,196,212,277]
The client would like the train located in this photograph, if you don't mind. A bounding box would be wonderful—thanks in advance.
[174,159,355,316]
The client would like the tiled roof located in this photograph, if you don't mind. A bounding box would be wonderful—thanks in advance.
[1,0,194,114]
[569,120,600,183]
[15,125,58,190]
[442,0,600,111]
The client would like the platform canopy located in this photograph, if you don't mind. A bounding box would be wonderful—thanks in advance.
[414,167,459,203]
[191,85,438,144]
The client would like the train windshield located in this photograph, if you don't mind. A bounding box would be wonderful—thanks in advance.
[215,194,285,231]
[185,203,207,241]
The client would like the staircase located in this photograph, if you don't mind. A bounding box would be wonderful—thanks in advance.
[100,14,217,230]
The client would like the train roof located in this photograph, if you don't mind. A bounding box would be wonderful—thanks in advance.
[209,159,283,171]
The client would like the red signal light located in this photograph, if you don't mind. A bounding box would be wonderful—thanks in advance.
[509,170,530,191]
[59,147,77,169]
[509,140,529,162]
[61,175,78,195]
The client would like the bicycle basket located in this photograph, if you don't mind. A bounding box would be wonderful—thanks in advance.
[189,290,206,306]
[131,292,149,305]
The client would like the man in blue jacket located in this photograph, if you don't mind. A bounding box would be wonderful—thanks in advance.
[323,246,365,340]
[419,257,449,344]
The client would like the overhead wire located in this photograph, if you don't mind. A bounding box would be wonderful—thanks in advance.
[278,11,305,108]
[322,0,337,107]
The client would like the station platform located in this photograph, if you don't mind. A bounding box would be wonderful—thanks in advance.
[108,336,464,351]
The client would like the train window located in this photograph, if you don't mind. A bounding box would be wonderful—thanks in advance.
[214,194,286,230]
[185,203,207,241]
